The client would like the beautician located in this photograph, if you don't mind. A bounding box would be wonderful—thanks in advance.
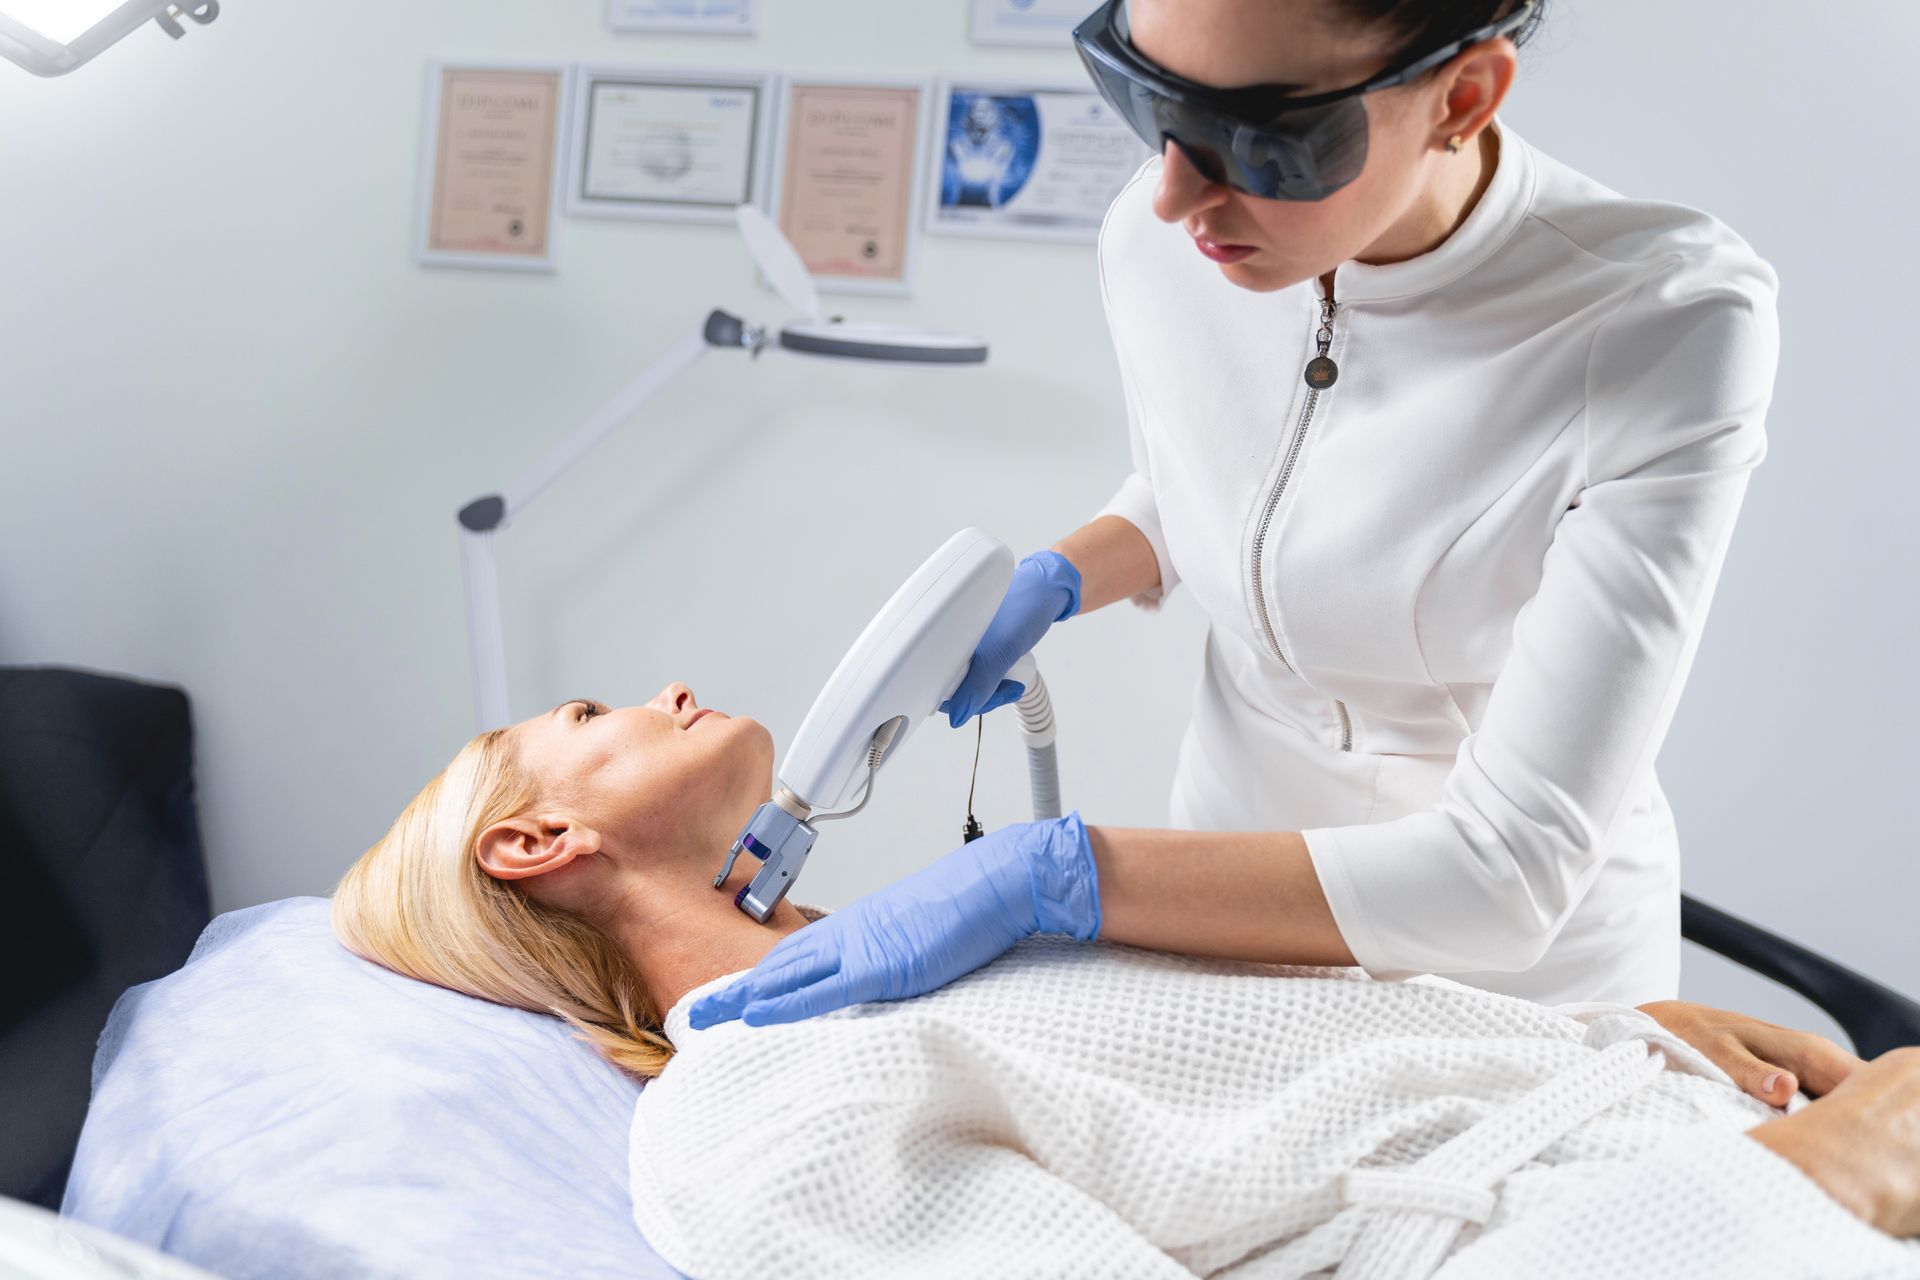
[693,0,1783,1028]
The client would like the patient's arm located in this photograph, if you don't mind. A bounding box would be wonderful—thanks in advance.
[1638,999,1865,1105]
[1749,1048,1920,1239]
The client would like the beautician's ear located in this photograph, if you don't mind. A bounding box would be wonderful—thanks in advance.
[475,813,602,880]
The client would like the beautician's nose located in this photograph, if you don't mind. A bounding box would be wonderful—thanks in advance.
[1153,138,1231,225]
[648,682,695,715]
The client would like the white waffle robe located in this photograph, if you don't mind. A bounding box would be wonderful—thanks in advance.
[628,938,1918,1279]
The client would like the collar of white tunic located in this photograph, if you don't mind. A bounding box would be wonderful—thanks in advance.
[1314,112,1539,305]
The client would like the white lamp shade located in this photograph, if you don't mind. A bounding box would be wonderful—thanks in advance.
[735,203,821,322]
[779,319,988,364]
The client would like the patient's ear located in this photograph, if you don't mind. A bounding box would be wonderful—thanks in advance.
[476,813,602,881]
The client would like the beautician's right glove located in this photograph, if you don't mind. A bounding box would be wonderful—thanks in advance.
[939,549,1082,728]
[688,812,1101,1029]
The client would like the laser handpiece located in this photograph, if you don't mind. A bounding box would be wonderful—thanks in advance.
[711,528,1059,923]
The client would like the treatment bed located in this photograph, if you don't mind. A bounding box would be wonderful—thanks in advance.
[53,889,1920,1280]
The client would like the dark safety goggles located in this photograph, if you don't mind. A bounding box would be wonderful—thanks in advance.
[1072,0,1536,202]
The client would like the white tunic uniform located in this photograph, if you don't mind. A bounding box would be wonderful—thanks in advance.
[629,939,1918,1279]
[1091,114,1782,1005]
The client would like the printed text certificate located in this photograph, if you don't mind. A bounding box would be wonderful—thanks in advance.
[777,83,921,283]
[583,80,760,207]
[428,68,562,257]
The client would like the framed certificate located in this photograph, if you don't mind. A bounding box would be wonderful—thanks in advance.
[768,76,932,297]
[928,78,1151,244]
[969,0,1089,47]
[606,0,758,35]
[415,61,571,272]
[566,66,775,224]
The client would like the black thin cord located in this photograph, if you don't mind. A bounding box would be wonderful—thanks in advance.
[962,715,985,843]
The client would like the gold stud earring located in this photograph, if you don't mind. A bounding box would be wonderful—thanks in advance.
[1446,134,1465,154]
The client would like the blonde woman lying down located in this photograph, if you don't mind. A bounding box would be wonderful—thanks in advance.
[331,683,1920,1279]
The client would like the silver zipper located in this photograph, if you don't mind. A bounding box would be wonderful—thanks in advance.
[1250,291,1353,752]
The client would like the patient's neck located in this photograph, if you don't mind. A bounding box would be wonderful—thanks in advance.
[602,869,811,1021]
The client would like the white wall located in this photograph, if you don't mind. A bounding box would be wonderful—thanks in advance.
[3,1,1914,1043]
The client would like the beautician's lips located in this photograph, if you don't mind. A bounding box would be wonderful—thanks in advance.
[1193,235,1257,265]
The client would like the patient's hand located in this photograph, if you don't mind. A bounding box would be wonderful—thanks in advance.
[1637,999,1863,1106]
[1748,1047,1920,1238]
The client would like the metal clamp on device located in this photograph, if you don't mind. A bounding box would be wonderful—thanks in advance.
[715,716,906,922]
[712,785,818,923]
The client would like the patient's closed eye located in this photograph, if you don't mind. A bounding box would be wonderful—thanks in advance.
[577,703,602,722]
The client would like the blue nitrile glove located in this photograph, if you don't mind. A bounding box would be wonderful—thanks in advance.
[938,549,1083,729]
[688,812,1101,1029]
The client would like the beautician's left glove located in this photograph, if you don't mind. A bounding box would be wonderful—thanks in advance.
[688,812,1101,1028]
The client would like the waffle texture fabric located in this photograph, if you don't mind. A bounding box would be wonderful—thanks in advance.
[630,937,1919,1279]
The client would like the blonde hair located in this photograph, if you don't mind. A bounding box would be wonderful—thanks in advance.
[331,726,677,1080]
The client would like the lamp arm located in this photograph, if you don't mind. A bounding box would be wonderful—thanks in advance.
[505,328,711,518]
[458,310,761,730]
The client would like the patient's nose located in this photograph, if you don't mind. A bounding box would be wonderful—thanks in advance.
[648,682,695,715]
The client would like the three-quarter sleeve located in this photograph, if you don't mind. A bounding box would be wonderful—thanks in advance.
[1090,206,1182,611]
[1303,253,1782,978]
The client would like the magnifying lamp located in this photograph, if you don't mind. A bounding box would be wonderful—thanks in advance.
[734,205,988,365]
[0,0,217,77]
[457,204,989,730]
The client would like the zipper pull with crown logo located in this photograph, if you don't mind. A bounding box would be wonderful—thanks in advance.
[1303,295,1339,390]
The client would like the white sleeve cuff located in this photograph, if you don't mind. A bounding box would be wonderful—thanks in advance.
[1303,825,1425,983]
[1093,474,1180,611]
[1302,798,1582,978]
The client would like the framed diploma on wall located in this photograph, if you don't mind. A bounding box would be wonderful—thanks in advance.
[928,78,1152,244]
[768,76,933,298]
[606,0,758,35]
[566,67,775,224]
[415,61,571,272]
[968,0,1088,47]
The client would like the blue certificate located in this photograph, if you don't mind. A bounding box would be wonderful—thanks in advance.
[929,81,1151,243]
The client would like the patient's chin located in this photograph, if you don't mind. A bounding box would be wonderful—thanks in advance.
[728,715,776,770]
[699,714,776,814]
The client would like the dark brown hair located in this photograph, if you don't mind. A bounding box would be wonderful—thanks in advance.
[1335,0,1547,82]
